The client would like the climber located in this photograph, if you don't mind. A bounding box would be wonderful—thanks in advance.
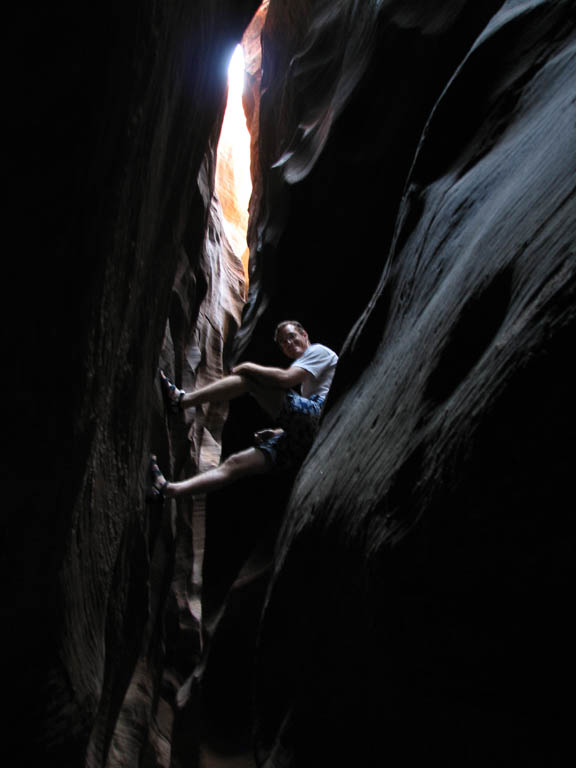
[148,321,339,499]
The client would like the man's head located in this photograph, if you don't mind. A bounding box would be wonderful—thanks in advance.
[274,320,310,360]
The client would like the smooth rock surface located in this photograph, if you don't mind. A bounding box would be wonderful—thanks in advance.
[254,1,576,765]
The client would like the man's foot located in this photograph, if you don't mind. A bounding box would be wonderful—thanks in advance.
[160,369,185,413]
[147,454,168,501]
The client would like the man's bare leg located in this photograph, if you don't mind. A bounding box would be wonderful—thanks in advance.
[179,374,250,408]
[170,372,285,420]
[155,447,270,498]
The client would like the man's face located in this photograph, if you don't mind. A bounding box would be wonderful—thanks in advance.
[277,324,309,360]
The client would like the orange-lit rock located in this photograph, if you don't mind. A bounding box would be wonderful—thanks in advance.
[215,45,252,286]
[242,1,268,221]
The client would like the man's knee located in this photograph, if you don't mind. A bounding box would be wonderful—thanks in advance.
[222,452,246,478]
[222,449,268,480]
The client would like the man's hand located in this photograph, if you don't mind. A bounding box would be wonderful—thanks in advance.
[254,428,284,444]
[232,362,259,377]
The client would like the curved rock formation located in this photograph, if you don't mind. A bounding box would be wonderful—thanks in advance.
[237,0,508,353]
[253,1,576,765]
[4,2,258,766]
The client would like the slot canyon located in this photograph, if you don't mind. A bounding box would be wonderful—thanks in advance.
[4,1,575,766]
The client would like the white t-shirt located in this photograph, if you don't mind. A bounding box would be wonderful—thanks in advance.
[291,343,339,399]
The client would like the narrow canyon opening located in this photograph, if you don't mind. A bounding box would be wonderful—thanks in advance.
[214,0,267,294]
[215,43,252,288]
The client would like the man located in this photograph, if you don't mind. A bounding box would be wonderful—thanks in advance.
[149,321,338,498]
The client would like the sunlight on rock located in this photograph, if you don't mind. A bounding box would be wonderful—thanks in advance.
[216,44,252,285]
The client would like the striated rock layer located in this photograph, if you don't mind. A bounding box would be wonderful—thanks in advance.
[4,2,258,766]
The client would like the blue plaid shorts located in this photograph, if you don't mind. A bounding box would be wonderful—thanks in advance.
[256,391,325,472]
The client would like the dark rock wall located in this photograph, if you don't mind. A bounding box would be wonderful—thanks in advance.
[204,20,522,673]
[4,2,258,766]
[201,0,511,753]
[237,0,508,354]
[253,1,576,765]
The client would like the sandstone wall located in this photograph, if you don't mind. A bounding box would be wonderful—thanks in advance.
[251,1,576,765]
[4,2,258,766]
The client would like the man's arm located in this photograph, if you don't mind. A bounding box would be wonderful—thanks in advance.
[232,361,308,389]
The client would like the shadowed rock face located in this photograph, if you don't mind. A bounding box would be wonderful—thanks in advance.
[4,0,575,766]
[253,1,576,765]
[4,2,259,766]
[236,0,510,354]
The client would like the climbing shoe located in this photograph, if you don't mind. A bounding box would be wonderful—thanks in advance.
[160,369,185,413]
[147,454,168,501]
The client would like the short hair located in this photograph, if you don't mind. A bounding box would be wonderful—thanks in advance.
[274,320,306,343]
